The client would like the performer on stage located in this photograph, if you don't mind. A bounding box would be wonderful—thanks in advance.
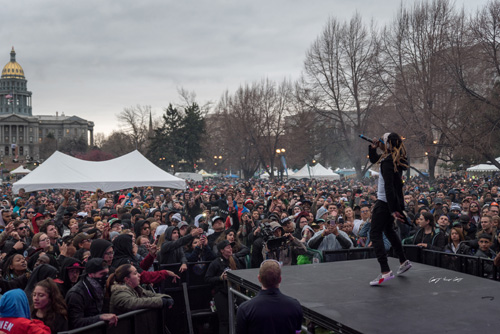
[368,132,412,285]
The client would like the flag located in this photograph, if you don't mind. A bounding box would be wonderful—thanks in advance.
[5,94,12,99]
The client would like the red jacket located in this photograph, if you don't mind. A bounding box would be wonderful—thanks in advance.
[0,317,50,334]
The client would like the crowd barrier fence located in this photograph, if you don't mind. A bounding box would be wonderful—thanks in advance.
[322,245,499,281]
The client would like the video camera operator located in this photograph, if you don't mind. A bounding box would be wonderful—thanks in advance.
[261,220,307,266]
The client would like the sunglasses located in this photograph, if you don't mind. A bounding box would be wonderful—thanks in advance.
[17,226,29,230]
[27,211,35,214]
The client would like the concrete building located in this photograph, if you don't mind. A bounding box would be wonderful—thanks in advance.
[0,47,94,161]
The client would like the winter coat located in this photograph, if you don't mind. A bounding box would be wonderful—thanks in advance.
[0,289,50,334]
[406,228,446,251]
[109,283,169,315]
[65,276,103,329]
[159,226,193,265]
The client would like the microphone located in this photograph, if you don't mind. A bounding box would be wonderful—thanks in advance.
[359,134,384,145]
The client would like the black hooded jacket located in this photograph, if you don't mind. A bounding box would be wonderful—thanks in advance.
[58,257,84,297]
[159,226,193,265]
[111,234,141,270]
[24,264,59,301]
[90,239,113,259]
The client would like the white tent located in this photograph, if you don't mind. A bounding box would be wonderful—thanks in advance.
[198,170,215,178]
[175,172,203,182]
[10,165,31,174]
[288,164,312,179]
[290,163,340,180]
[310,163,341,180]
[13,150,186,193]
[466,158,500,173]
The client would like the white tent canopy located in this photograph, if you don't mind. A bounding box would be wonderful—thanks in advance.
[290,163,340,180]
[175,172,203,182]
[10,165,31,174]
[466,158,500,173]
[13,150,186,193]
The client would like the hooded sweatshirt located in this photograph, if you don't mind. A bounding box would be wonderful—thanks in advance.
[158,226,193,265]
[0,289,50,334]
[90,239,113,259]
[59,257,84,297]
[112,234,168,285]
[24,264,60,301]
[31,213,45,234]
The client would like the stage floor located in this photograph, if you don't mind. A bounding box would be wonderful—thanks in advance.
[227,258,500,334]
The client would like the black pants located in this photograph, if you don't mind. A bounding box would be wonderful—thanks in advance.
[370,200,407,273]
[214,291,229,334]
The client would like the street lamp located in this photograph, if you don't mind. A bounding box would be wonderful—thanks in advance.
[213,155,223,174]
[276,148,286,181]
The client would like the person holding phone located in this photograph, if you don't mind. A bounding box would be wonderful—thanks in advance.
[368,132,412,286]
[307,216,352,252]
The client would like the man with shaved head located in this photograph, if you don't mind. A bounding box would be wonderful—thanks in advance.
[236,260,303,334]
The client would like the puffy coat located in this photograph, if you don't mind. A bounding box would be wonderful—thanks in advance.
[109,283,170,315]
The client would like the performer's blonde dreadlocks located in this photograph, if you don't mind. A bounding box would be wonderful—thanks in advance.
[376,133,409,172]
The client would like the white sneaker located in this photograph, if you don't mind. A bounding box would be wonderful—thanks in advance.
[370,271,394,286]
[397,260,412,276]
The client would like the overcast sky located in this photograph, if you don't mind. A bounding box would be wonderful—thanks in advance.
[0,0,489,136]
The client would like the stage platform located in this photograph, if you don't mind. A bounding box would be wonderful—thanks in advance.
[227,258,500,334]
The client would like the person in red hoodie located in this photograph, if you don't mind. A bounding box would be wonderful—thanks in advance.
[31,213,45,234]
[0,289,50,334]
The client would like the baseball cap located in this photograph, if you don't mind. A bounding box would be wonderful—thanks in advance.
[85,258,108,274]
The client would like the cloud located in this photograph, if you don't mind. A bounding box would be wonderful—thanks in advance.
[0,0,489,134]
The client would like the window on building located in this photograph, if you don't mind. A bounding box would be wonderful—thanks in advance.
[38,137,42,143]
[12,137,15,143]
[4,136,8,143]
[19,146,23,156]
[19,127,23,132]
[19,136,23,143]
[29,136,33,144]
[4,146,8,156]
[29,127,33,133]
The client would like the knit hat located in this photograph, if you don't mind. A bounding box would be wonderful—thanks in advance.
[171,213,182,222]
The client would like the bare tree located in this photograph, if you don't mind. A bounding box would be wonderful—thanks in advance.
[440,0,500,168]
[214,79,293,179]
[116,105,151,153]
[300,13,385,178]
[100,131,135,157]
[93,132,106,149]
[378,0,462,179]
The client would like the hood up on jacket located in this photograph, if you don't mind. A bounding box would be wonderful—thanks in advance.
[0,289,31,319]
[90,239,113,259]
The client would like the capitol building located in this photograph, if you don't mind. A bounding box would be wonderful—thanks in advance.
[0,47,94,161]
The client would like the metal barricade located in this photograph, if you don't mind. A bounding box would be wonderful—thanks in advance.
[59,308,166,334]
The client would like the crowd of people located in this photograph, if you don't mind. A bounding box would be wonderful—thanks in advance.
[0,172,499,333]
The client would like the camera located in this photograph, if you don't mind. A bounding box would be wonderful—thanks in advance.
[260,222,288,251]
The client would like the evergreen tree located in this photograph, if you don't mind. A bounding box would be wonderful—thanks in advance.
[148,103,205,172]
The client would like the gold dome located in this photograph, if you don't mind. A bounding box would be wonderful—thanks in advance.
[1,47,25,79]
